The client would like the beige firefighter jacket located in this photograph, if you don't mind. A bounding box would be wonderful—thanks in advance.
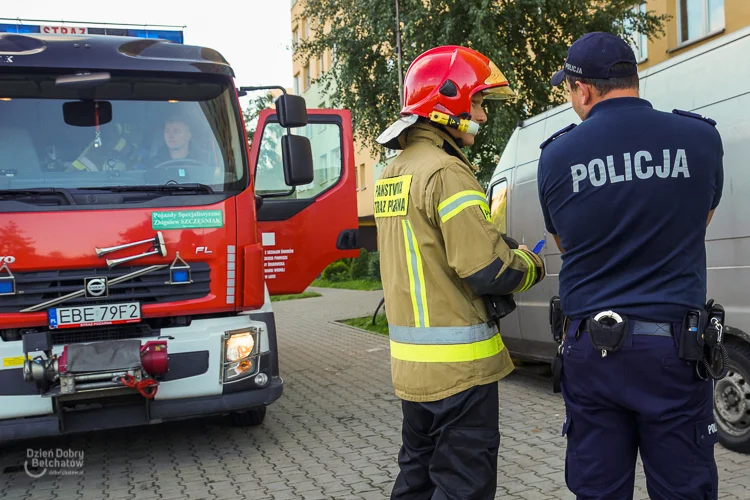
[374,122,545,402]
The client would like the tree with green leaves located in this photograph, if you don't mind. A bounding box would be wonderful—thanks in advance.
[241,92,290,194]
[295,0,669,185]
[242,92,275,149]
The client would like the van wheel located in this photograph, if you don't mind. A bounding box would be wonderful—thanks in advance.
[714,341,750,454]
[230,406,267,427]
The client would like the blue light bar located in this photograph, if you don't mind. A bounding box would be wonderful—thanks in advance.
[0,280,13,294]
[128,29,183,44]
[0,23,40,34]
[0,22,183,43]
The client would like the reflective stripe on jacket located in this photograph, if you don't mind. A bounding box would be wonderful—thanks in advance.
[375,123,544,402]
[71,123,143,172]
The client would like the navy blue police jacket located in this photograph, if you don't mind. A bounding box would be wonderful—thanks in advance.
[537,97,724,323]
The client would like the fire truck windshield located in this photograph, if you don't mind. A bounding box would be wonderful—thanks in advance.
[0,72,246,200]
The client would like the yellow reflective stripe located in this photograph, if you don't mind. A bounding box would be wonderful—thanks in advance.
[438,190,491,223]
[390,333,505,363]
[401,220,429,327]
[411,224,430,328]
[512,249,536,292]
[72,157,97,171]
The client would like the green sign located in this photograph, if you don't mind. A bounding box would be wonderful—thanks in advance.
[152,210,224,230]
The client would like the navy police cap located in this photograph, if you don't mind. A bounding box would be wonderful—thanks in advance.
[551,32,638,87]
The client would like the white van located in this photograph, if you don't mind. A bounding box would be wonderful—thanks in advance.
[488,25,750,454]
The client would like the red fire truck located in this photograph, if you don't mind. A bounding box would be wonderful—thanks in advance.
[0,26,359,441]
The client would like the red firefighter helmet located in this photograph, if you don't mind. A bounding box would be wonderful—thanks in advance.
[400,45,516,119]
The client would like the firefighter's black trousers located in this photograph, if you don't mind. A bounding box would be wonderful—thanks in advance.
[390,381,500,500]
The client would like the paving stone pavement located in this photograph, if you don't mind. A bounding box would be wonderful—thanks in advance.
[1,287,749,500]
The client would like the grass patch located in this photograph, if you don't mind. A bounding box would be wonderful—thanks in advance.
[341,314,389,336]
[270,291,322,302]
[311,278,382,291]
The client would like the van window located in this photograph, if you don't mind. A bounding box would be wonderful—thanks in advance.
[489,179,508,235]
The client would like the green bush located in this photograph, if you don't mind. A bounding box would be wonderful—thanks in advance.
[322,261,349,282]
[368,251,381,281]
[350,248,370,279]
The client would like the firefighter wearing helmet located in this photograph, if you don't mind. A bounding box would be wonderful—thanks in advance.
[374,46,546,498]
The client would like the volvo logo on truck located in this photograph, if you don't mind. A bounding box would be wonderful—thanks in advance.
[84,277,108,298]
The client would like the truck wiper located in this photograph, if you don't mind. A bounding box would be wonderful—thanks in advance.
[0,188,76,205]
[78,183,215,194]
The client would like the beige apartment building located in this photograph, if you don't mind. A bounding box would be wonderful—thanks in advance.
[289,0,750,251]
[634,0,750,69]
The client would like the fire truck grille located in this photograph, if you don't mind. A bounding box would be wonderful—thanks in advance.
[51,323,157,346]
[0,263,211,313]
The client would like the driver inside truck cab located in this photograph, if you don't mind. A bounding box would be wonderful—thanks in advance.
[149,114,222,183]
[150,114,198,165]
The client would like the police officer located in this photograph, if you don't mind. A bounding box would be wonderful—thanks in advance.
[374,45,546,499]
[537,32,724,499]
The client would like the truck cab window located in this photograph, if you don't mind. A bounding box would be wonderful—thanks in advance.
[489,179,508,235]
[0,73,245,202]
[254,122,343,199]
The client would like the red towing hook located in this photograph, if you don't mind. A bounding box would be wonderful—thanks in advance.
[120,373,159,399]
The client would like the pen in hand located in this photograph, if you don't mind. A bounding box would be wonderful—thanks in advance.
[532,238,546,255]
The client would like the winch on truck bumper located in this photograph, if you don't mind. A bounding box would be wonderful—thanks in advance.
[22,331,168,398]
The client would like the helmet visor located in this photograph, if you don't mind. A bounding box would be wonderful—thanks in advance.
[473,61,517,100]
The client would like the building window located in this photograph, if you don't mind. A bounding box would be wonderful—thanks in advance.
[304,63,311,90]
[293,73,300,95]
[292,30,299,53]
[625,3,648,62]
[678,0,725,45]
[318,57,324,78]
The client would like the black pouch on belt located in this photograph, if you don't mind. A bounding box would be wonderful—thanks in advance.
[679,309,708,362]
[586,311,629,357]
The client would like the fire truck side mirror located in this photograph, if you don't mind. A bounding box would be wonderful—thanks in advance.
[281,134,314,186]
[275,94,308,128]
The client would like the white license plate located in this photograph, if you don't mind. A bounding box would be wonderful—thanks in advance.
[48,302,141,329]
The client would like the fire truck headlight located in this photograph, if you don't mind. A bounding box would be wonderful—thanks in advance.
[225,331,255,362]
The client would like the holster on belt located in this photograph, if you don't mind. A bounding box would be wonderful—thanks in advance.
[549,296,565,394]
[549,296,564,343]
[680,299,729,380]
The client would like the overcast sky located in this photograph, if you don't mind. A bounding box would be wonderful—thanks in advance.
[1,0,294,107]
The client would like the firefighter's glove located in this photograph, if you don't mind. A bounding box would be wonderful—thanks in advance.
[491,294,517,319]
[502,235,519,249]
